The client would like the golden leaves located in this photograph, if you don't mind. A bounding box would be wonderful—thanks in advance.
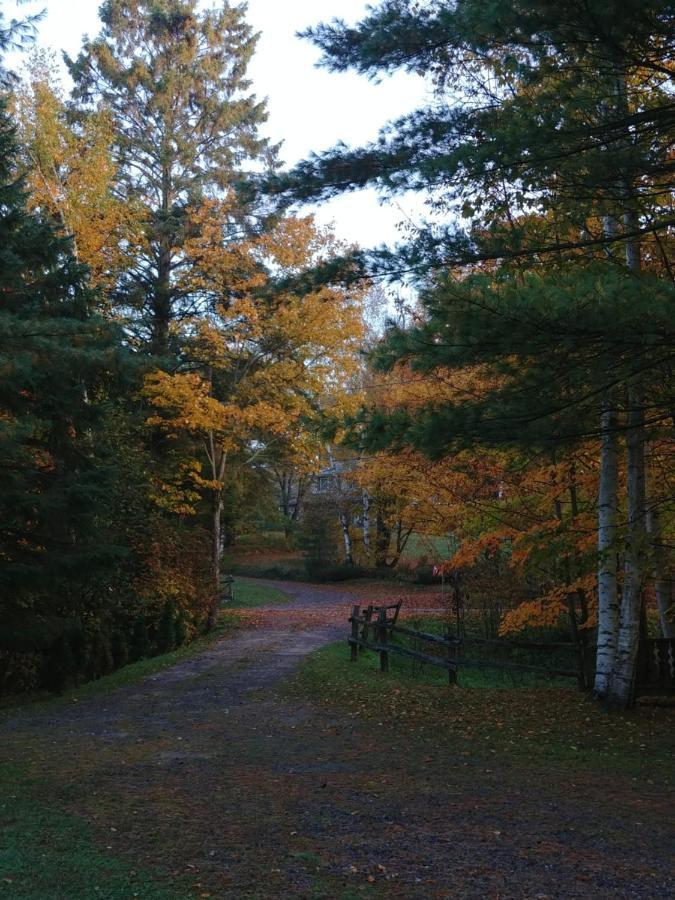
[13,52,139,291]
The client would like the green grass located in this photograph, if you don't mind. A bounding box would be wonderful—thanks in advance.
[0,764,187,899]
[225,579,292,609]
[290,638,570,693]
[282,639,675,779]
[399,532,457,563]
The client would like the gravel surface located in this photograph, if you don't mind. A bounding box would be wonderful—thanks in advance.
[3,579,673,899]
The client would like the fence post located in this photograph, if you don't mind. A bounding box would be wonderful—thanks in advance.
[446,626,457,685]
[378,608,389,674]
[350,605,360,662]
[360,605,373,653]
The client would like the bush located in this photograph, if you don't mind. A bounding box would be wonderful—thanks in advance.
[396,559,441,585]
[86,631,114,680]
[69,627,88,671]
[42,634,77,693]
[111,631,129,669]
[156,601,177,653]
[175,611,188,647]
[130,617,151,661]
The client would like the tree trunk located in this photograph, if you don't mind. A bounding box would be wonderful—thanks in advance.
[647,504,674,637]
[594,399,620,700]
[386,520,413,568]
[206,431,227,631]
[375,508,390,568]
[608,383,646,707]
[152,162,172,357]
[605,105,646,705]
[362,490,371,557]
[207,489,223,631]
[339,511,354,565]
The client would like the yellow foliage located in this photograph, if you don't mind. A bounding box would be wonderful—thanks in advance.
[13,52,139,291]
[143,212,366,506]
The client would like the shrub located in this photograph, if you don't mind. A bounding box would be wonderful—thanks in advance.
[175,611,188,647]
[111,631,130,669]
[86,631,114,680]
[130,617,151,660]
[42,634,77,693]
[156,601,177,653]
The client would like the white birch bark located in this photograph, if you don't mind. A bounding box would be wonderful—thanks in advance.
[605,89,647,704]
[647,504,674,638]
[206,431,227,630]
[598,62,648,705]
[594,121,623,700]
[339,511,354,565]
[609,384,646,706]
[362,490,371,556]
[593,400,620,699]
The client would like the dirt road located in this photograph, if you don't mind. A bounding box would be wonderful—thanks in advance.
[3,580,673,898]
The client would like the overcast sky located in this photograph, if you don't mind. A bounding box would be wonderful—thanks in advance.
[12,0,430,249]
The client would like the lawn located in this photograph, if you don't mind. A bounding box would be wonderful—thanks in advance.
[282,639,675,780]
[225,579,292,609]
[2,593,673,898]
[0,762,188,900]
[398,532,457,564]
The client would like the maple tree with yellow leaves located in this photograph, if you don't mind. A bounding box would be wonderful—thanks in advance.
[143,210,365,624]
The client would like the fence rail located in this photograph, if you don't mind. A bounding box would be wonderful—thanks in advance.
[348,604,580,686]
[349,605,458,684]
[637,638,675,694]
[347,607,675,696]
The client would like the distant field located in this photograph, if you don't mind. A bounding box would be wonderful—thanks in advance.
[399,532,457,564]
[226,579,292,608]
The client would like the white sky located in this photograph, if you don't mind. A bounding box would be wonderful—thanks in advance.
[11,0,431,249]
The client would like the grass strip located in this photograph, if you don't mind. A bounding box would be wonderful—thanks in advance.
[0,764,188,899]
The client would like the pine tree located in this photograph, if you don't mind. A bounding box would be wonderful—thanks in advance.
[66,0,275,358]
[271,1,675,708]
[0,94,128,624]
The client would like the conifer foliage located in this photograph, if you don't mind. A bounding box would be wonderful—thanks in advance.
[0,1,365,693]
[0,91,130,687]
[273,0,675,708]
[66,0,274,356]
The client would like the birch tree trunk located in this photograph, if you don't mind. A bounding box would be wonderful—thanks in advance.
[646,504,674,638]
[594,399,620,699]
[206,433,227,631]
[596,62,647,704]
[605,104,647,705]
[207,489,224,628]
[608,384,646,706]
[339,511,354,565]
[362,490,371,557]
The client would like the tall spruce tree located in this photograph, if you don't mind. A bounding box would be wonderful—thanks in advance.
[269,1,675,708]
[66,0,275,358]
[0,93,129,630]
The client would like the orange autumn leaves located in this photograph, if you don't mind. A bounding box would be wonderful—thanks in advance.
[142,208,366,512]
[354,364,603,633]
[13,52,138,291]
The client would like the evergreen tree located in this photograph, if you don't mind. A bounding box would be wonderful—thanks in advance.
[0,94,129,628]
[66,0,275,358]
[269,0,672,273]
[271,1,675,708]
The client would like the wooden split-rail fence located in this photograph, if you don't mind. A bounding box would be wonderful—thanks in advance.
[348,604,675,696]
[349,603,459,685]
